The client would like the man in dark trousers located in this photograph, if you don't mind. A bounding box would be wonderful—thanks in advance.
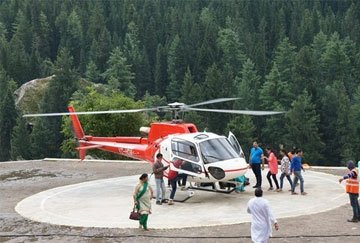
[152,153,168,205]
[339,160,360,222]
[249,142,264,188]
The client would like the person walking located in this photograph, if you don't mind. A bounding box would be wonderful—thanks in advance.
[287,146,297,161]
[152,153,168,205]
[250,142,265,188]
[247,188,279,243]
[265,147,280,192]
[279,149,293,192]
[339,160,360,222]
[290,149,307,195]
[133,173,154,231]
[167,159,185,205]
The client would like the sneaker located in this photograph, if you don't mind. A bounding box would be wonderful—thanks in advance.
[291,192,298,195]
[180,186,187,191]
[347,218,358,223]
[156,201,162,205]
[276,189,281,192]
[301,192,308,196]
[161,199,168,203]
[168,199,174,205]
[268,187,274,191]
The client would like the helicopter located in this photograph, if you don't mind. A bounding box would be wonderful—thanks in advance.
[24,98,283,193]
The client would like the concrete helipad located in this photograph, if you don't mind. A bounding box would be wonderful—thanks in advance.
[15,170,348,229]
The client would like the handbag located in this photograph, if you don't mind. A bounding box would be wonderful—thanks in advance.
[129,206,140,220]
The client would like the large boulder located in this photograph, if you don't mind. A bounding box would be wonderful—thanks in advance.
[14,75,55,115]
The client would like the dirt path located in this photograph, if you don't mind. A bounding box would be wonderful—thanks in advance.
[0,161,359,242]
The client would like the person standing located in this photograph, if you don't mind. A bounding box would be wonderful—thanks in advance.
[339,160,360,222]
[167,159,185,205]
[279,149,293,192]
[290,149,307,195]
[265,147,280,192]
[152,153,168,205]
[247,188,279,243]
[133,173,154,231]
[250,142,265,188]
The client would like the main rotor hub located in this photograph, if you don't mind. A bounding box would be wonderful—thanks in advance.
[167,102,187,121]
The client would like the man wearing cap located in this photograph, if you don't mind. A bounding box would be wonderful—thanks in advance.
[339,160,360,222]
[247,188,279,242]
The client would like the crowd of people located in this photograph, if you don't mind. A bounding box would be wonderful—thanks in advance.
[132,141,359,243]
[249,141,307,195]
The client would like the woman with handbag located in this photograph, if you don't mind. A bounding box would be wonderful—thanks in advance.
[133,173,154,230]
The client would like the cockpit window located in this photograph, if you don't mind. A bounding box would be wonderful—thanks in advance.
[199,138,239,163]
[171,139,199,162]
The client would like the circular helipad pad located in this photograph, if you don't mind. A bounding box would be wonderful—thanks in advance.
[15,170,348,229]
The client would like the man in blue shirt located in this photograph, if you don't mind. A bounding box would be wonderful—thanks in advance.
[290,149,307,195]
[250,142,265,188]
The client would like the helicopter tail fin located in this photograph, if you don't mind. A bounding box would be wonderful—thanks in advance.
[68,106,87,160]
[68,106,85,139]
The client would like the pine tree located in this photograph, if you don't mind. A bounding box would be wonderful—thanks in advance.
[217,27,246,74]
[321,33,350,84]
[235,58,261,110]
[201,63,235,133]
[85,60,101,83]
[349,85,360,161]
[0,80,17,161]
[31,48,79,158]
[286,90,323,164]
[0,22,10,72]
[166,35,185,101]
[8,35,30,84]
[11,116,32,160]
[154,44,168,95]
[320,80,353,164]
[12,10,33,54]
[181,67,199,104]
[103,47,136,97]
[65,10,83,68]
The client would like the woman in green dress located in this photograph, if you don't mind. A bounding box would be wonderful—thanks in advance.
[133,173,154,230]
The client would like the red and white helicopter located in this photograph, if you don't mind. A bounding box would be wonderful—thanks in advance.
[25,98,282,193]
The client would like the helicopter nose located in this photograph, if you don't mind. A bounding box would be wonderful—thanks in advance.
[208,166,225,180]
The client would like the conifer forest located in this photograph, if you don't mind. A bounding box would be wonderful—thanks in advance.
[1,0,360,165]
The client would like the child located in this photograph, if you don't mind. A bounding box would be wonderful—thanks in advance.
[235,175,248,193]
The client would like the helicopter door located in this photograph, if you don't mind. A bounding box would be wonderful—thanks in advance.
[228,132,245,158]
[170,139,205,178]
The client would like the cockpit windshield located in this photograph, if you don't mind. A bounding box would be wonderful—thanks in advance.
[199,137,239,163]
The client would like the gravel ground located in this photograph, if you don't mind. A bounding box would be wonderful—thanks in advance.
[0,161,359,243]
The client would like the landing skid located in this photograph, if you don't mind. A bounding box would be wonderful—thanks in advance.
[188,181,240,194]
[174,190,195,203]
[152,190,195,203]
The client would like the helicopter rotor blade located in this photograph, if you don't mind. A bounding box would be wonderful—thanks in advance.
[187,98,240,107]
[186,107,284,116]
[23,108,158,117]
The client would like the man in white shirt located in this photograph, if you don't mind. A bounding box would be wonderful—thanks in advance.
[247,188,279,243]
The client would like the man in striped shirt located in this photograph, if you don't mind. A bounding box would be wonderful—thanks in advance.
[339,161,360,222]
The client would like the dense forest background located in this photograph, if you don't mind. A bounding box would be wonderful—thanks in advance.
[1,0,360,165]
